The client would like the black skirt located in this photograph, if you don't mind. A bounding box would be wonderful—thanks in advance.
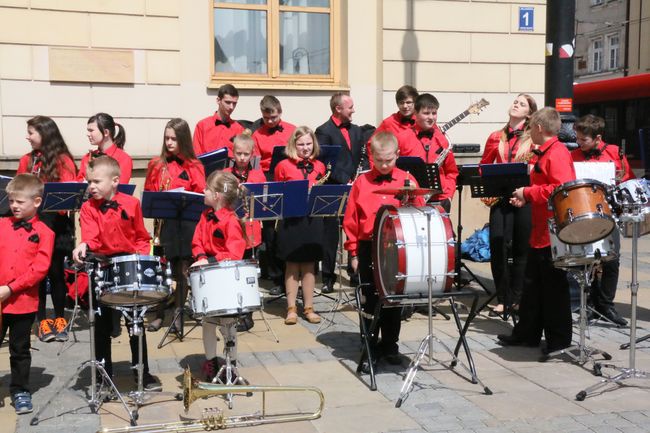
[276,216,323,262]
[39,212,75,253]
[159,218,198,259]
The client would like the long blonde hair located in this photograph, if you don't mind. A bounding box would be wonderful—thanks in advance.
[498,93,537,162]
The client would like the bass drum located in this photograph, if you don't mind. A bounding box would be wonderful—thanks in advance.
[373,205,455,304]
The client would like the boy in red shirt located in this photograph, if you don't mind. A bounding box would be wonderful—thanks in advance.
[572,114,633,326]
[252,95,296,176]
[344,132,424,369]
[375,85,419,137]
[0,174,55,414]
[193,84,244,157]
[396,93,458,212]
[72,156,161,391]
[498,107,576,354]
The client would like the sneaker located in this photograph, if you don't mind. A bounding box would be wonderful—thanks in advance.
[12,392,33,414]
[53,317,69,342]
[142,373,162,392]
[37,319,56,342]
[201,357,219,382]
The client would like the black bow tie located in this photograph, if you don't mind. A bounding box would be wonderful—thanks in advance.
[417,130,433,139]
[166,155,184,165]
[507,129,524,141]
[13,220,33,231]
[99,200,119,213]
[338,122,351,130]
[215,118,231,128]
[232,166,250,182]
[206,210,219,222]
[582,145,605,160]
[297,160,314,174]
[374,173,394,183]
[91,150,106,158]
[268,124,284,134]
[400,116,415,125]
[532,148,543,156]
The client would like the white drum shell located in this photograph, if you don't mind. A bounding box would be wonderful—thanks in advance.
[189,260,261,317]
[548,219,617,267]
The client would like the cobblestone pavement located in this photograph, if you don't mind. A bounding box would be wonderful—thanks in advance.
[2,236,650,433]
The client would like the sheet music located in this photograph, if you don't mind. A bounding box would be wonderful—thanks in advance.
[574,162,616,186]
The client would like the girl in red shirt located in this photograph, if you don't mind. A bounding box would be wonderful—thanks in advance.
[274,126,326,325]
[480,94,537,318]
[77,113,133,184]
[17,116,77,343]
[191,171,246,381]
[144,118,206,332]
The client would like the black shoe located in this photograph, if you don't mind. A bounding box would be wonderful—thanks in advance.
[601,308,627,327]
[237,313,255,332]
[141,373,162,392]
[497,334,537,347]
[541,343,571,356]
[269,285,284,296]
[359,359,377,374]
[349,272,360,287]
[384,352,402,365]
[321,282,334,294]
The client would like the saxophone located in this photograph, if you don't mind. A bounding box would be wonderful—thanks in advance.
[313,162,332,188]
[152,167,171,248]
[480,150,535,207]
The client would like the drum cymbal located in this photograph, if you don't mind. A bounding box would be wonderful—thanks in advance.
[374,186,441,196]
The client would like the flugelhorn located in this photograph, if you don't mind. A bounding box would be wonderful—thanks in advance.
[97,368,324,433]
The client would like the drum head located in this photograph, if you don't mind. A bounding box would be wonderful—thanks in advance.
[557,215,615,244]
[373,206,404,298]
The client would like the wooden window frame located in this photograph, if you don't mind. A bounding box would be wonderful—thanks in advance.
[209,0,345,90]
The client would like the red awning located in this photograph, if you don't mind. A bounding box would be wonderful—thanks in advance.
[574,73,650,104]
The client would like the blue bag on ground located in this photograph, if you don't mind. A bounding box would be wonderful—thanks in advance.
[461,224,491,262]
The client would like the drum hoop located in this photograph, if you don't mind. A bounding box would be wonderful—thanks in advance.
[372,205,406,300]
[189,259,258,274]
[433,205,456,292]
[549,178,607,203]
[109,254,160,264]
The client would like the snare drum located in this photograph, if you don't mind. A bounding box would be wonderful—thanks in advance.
[548,179,615,244]
[373,205,455,303]
[548,218,617,268]
[612,179,650,237]
[97,255,171,306]
[189,260,261,318]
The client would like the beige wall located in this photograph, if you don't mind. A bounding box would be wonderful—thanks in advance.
[628,0,650,75]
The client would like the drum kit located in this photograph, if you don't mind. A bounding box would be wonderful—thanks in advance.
[355,184,491,405]
[543,177,650,400]
[31,254,273,426]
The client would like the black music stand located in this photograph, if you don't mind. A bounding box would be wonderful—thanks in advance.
[306,184,352,325]
[141,190,206,347]
[396,157,443,192]
[198,147,230,177]
[465,163,529,317]
[268,146,288,178]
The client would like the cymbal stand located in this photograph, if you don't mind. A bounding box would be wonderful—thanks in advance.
[396,206,491,408]
[576,212,649,401]
[31,261,133,426]
[541,262,611,371]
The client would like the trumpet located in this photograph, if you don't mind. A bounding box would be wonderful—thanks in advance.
[97,368,324,433]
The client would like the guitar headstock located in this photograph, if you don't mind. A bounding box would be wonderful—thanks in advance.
[468,98,490,115]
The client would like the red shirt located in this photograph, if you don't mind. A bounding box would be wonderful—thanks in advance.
[191,207,246,262]
[77,145,133,184]
[274,158,326,187]
[252,121,296,173]
[480,127,526,164]
[193,112,245,158]
[396,125,459,201]
[343,168,425,256]
[17,151,77,181]
[331,116,351,149]
[144,155,206,193]
[523,137,576,248]
[224,165,265,248]
[0,215,54,314]
[80,192,151,256]
[376,112,416,137]
[570,142,635,183]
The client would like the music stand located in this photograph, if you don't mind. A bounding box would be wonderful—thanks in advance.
[304,184,352,332]
[464,163,529,316]
[396,157,443,192]
[268,147,288,179]
[198,147,230,177]
[141,190,206,347]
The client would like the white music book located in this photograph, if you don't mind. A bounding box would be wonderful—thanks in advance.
[573,161,616,186]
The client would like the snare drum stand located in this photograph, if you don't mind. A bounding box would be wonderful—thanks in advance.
[396,206,491,407]
[540,262,612,371]
[576,212,650,401]
[31,261,133,426]
[58,258,86,355]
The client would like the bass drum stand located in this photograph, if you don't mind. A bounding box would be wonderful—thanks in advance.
[396,206,491,407]
[540,261,611,370]
[576,213,649,400]
[30,260,134,426]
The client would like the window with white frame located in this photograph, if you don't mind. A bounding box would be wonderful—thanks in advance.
[590,38,603,72]
[211,0,341,88]
[591,0,603,5]
[607,33,620,70]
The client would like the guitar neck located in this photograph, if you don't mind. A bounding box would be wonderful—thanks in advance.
[440,110,471,134]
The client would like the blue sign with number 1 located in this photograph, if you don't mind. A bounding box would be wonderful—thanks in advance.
[519,7,534,32]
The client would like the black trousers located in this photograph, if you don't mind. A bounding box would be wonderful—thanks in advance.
[321,217,340,283]
[512,246,572,350]
[260,221,284,285]
[590,229,621,312]
[358,241,401,355]
[488,201,531,306]
[1,312,36,394]
[95,305,149,378]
